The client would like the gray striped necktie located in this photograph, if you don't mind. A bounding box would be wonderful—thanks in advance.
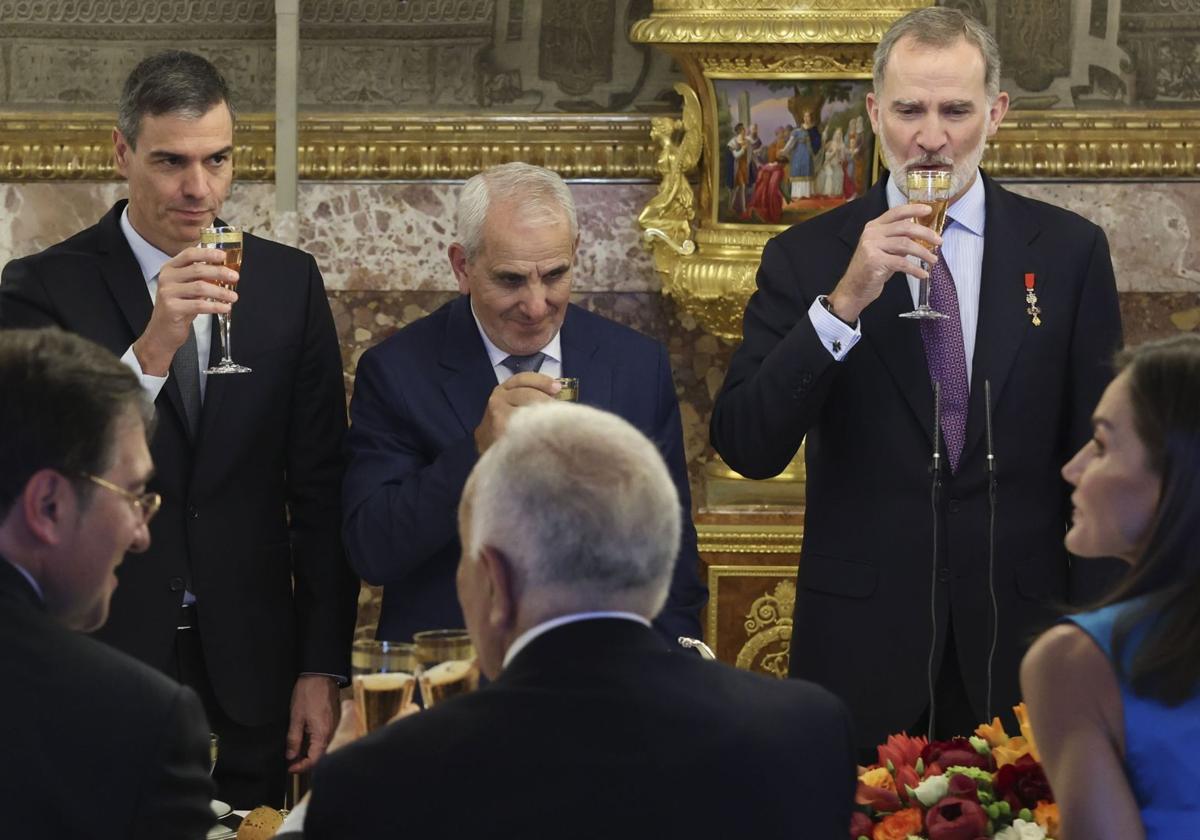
[500,352,547,374]
[170,314,202,438]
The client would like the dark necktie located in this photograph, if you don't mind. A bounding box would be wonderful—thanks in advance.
[171,316,202,438]
[500,352,547,375]
[919,248,969,473]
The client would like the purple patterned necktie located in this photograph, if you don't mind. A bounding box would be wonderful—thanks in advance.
[920,249,969,473]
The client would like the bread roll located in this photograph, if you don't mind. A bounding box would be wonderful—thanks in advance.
[237,806,284,840]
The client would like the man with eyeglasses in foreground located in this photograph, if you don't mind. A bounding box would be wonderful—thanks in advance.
[0,328,214,838]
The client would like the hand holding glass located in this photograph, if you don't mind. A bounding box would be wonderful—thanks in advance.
[898,169,952,321]
[201,225,251,373]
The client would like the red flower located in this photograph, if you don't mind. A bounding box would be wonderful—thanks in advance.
[895,765,921,801]
[925,796,989,840]
[993,754,1053,810]
[921,738,994,774]
[946,773,978,798]
[878,732,928,771]
[849,811,874,839]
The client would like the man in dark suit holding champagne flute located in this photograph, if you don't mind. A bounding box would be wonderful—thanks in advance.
[0,51,358,808]
[712,7,1123,752]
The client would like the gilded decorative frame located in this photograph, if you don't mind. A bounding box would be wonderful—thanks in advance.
[0,110,1197,182]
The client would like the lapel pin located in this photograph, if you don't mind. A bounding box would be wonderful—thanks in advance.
[1024,273,1042,327]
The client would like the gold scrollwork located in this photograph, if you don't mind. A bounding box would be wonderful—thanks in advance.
[630,15,902,46]
[0,113,660,181]
[735,580,796,678]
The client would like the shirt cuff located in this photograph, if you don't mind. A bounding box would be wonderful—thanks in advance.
[301,671,349,687]
[807,297,861,361]
[120,345,170,401]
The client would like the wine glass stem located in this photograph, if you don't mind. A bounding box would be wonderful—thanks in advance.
[917,262,933,310]
[219,312,233,363]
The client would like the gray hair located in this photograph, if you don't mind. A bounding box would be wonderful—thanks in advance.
[455,162,579,260]
[117,50,235,149]
[874,7,1002,102]
[465,402,680,618]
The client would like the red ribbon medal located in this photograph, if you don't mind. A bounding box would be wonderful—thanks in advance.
[1024,273,1042,326]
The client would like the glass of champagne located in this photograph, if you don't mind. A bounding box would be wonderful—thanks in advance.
[351,640,418,734]
[553,377,579,402]
[209,733,219,775]
[413,629,479,708]
[200,225,252,374]
[898,168,952,320]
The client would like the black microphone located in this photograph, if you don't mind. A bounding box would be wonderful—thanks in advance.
[926,380,942,740]
[984,379,999,723]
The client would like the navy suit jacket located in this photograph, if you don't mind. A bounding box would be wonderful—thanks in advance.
[0,201,359,725]
[343,296,706,642]
[0,557,215,839]
[712,174,1124,748]
[305,619,855,839]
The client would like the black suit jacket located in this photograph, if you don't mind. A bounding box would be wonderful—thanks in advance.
[0,202,359,725]
[342,296,706,642]
[0,557,215,839]
[305,619,855,839]
[711,175,1123,747]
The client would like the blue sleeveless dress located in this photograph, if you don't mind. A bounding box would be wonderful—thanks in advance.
[1068,600,1200,838]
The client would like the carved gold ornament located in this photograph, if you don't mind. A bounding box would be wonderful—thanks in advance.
[735,579,796,678]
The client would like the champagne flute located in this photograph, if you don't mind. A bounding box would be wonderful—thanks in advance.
[898,168,952,320]
[201,225,252,374]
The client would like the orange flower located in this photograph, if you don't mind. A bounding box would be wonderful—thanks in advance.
[991,736,1032,768]
[873,807,923,840]
[1034,800,1060,837]
[1013,703,1041,762]
[974,716,1011,748]
[859,767,897,792]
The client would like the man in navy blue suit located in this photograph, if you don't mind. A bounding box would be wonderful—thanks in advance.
[343,162,706,643]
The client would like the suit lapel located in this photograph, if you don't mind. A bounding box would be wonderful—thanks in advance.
[440,296,502,433]
[560,305,613,410]
[96,203,192,437]
[961,177,1040,463]
[851,183,937,445]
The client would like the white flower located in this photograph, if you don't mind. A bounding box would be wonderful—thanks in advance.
[911,773,949,807]
[994,818,1047,840]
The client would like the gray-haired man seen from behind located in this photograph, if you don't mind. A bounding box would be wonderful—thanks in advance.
[0,328,214,839]
[307,402,856,839]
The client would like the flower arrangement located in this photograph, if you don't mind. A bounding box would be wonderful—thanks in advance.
[850,704,1060,840]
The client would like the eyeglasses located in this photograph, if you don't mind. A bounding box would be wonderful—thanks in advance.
[81,473,162,524]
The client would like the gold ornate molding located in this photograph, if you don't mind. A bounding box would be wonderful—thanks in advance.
[984,110,1200,179]
[697,524,804,555]
[0,112,660,181]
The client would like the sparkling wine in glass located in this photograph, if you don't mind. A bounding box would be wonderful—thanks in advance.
[898,168,952,321]
[201,225,251,374]
[351,640,419,734]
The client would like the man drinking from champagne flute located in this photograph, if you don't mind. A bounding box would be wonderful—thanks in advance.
[0,51,358,808]
[711,7,1123,755]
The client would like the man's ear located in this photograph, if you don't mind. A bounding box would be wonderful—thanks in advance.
[448,243,471,295]
[21,469,76,546]
[478,546,516,633]
[113,128,132,178]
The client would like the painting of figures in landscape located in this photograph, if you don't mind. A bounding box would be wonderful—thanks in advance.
[715,78,877,226]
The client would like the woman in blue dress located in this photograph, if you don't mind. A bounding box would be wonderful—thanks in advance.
[1021,334,1200,840]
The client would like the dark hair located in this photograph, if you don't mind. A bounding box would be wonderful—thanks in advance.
[117,50,234,149]
[0,329,153,519]
[1105,334,1200,705]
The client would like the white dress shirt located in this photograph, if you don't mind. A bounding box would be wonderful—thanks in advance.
[470,301,563,382]
[808,171,986,385]
[502,611,651,669]
[2,556,44,603]
[117,208,214,400]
